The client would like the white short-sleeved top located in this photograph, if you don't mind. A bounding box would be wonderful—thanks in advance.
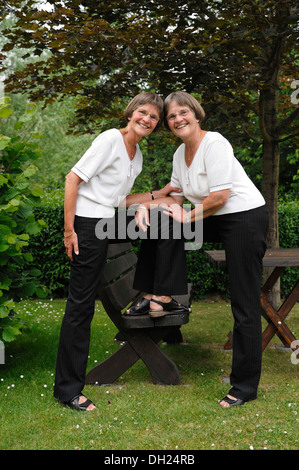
[170,131,265,215]
[71,128,142,218]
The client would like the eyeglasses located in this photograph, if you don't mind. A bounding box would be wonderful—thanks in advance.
[136,108,159,122]
[167,109,190,121]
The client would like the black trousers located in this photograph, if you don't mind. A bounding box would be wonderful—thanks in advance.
[202,205,269,400]
[135,204,269,401]
[54,211,187,403]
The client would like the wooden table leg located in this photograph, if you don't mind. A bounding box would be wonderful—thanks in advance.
[224,268,298,352]
[224,331,233,350]
[261,282,299,350]
[262,266,285,293]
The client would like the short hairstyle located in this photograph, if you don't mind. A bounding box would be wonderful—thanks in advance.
[124,92,164,131]
[163,91,205,130]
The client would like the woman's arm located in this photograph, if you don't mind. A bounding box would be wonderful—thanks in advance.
[124,182,181,207]
[165,189,230,224]
[134,193,185,232]
[64,171,83,261]
[193,189,230,220]
[126,183,183,232]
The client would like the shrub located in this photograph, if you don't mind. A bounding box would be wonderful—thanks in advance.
[278,197,299,296]
[186,242,229,300]
[29,189,70,297]
[0,102,48,344]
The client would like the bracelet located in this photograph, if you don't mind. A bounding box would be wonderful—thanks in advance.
[150,191,154,200]
[138,205,147,211]
[64,230,74,238]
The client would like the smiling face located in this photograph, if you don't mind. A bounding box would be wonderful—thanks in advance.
[128,103,160,137]
[166,101,200,141]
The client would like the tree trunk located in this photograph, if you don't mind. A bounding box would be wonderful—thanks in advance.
[262,139,280,250]
[262,138,281,307]
[260,80,281,307]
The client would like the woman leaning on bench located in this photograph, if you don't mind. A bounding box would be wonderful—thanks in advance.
[53,92,189,412]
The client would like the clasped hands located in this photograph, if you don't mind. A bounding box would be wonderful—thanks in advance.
[135,202,189,232]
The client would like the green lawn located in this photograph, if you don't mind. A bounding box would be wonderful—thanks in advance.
[0,298,298,450]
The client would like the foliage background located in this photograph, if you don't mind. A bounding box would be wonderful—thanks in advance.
[0,102,48,343]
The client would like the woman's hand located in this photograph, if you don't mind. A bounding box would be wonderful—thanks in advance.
[64,231,79,261]
[135,205,150,232]
[154,182,182,199]
[64,171,82,261]
[163,203,190,223]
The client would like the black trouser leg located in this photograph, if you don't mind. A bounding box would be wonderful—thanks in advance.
[133,211,188,295]
[223,206,268,400]
[202,206,268,400]
[54,217,109,402]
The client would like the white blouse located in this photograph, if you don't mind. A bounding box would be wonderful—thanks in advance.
[170,131,265,215]
[71,129,142,218]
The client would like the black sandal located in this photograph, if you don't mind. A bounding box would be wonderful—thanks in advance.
[124,297,150,316]
[149,298,190,318]
[67,394,96,411]
[219,395,245,407]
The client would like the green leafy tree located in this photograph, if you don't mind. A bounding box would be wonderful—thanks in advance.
[0,100,48,343]
[0,93,96,189]
[1,0,298,255]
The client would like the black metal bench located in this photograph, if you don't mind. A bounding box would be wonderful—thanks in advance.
[85,242,191,386]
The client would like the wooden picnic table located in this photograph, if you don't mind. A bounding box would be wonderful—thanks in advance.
[205,248,299,352]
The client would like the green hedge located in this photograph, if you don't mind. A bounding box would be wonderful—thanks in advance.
[29,193,299,300]
[277,198,299,295]
[27,191,70,298]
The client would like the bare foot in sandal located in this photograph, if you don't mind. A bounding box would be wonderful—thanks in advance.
[125,293,152,315]
[219,395,244,408]
[149,296,191,318]
[78,395,96,411]
[67,394,96,411]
